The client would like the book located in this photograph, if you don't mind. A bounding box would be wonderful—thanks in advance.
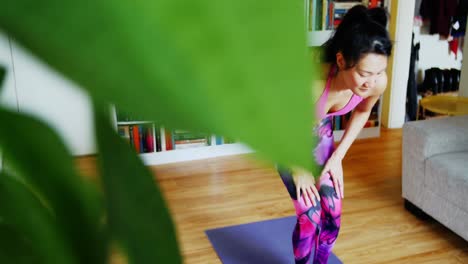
[145,126,154,153]
[322,0,328,30]
[172,130,210,141]
[335,115,342,130]
[128,125,134,148]
[139,125,144,153]
[364,120,379,128]
[175,138,208,145]
[118,125,131,144]
[216,136,223,145]
[315,0,323,30]
[308,0,315,31]
[132,125,141,153]
[174,142,209,150]
[328,0,334,30]
[165,130,173,151]
[154,125,161,152]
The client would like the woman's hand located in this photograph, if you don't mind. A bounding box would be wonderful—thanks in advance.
[293,168,320,207]
[321,153,344,199]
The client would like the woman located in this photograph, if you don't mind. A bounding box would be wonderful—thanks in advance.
[278,5,392,264]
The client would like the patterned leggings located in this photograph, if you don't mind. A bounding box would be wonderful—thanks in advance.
[278,116,342,264]
[279,169,342,264]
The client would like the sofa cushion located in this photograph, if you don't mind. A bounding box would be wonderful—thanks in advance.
[403,115,468,162]
[425,152,468,212]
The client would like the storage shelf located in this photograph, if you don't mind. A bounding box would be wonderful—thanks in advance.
[139,143,253,166]
[135,126,381,166]
[117,121,154,125]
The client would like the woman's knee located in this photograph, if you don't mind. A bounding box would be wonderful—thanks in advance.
[295,210,320,238]
[297,202,322,226]
[318,185,342,216]
[293,195,322,215]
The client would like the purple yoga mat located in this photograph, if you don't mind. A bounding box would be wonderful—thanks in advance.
[205,216,342,264]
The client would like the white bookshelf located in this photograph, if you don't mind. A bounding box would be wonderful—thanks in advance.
[117,121,154,125]
[139,143,253,166]
[113,109,253,165]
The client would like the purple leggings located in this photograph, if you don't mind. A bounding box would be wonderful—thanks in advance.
[278,116,342,264]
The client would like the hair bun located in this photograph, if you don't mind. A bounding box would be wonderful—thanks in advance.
[340,5,369,25]
[341,5,388,29]
[321,4,393,67]
[367,7,388,27]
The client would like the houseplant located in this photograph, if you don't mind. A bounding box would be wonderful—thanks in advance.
[0,1,317,263]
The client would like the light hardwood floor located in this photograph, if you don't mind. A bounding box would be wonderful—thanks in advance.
[76,128,468,263]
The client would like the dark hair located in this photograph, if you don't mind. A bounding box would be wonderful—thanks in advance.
[322,5,392,68]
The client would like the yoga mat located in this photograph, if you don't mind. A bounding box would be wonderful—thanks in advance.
[205,216,342,264]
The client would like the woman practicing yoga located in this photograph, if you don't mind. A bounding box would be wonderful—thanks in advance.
[278,5,392,264]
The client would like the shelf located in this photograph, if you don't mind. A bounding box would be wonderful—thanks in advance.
[117,121,154,125]
[136,126,380,166]
[139,143,253,166]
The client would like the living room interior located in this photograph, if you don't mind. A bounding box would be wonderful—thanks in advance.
[1,0,468,263]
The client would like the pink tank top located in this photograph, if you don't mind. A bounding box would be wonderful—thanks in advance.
[316,65,363,119]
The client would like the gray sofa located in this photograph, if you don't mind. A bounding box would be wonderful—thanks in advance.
[402,115,468,241]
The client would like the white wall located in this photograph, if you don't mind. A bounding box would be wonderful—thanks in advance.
[385,0,415,128]
[385,1,463,128]
[413,26,463,83]
[0,32,96,156]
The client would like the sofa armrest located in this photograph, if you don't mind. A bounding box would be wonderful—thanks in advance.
[402,115,468,205]
[403,115,468,161]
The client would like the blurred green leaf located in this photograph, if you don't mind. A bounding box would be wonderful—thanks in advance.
[94,103,181,263]
[0,223,37,264]
[0,172,74,264]
[0,0,315,171]
[0,66,5,92]
[0,108,108,264]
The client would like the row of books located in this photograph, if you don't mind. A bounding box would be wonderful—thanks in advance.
[117,118,379,153]
[306,0,383,31]
[171,129,212,150]
[117,123,237,154]
[118,124,160,153]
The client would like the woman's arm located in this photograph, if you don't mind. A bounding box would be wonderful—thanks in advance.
[321,83,386,199]
[333,94,381,160]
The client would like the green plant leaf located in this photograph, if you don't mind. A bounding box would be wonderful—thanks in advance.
[0,223,37,264]
[94,102,182,263]
[0,66,5,92]
[0,172,74,264]
[0,0,315,171]
[0,108,108,264]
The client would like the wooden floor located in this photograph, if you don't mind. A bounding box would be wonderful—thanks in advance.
[76,128,468,263]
